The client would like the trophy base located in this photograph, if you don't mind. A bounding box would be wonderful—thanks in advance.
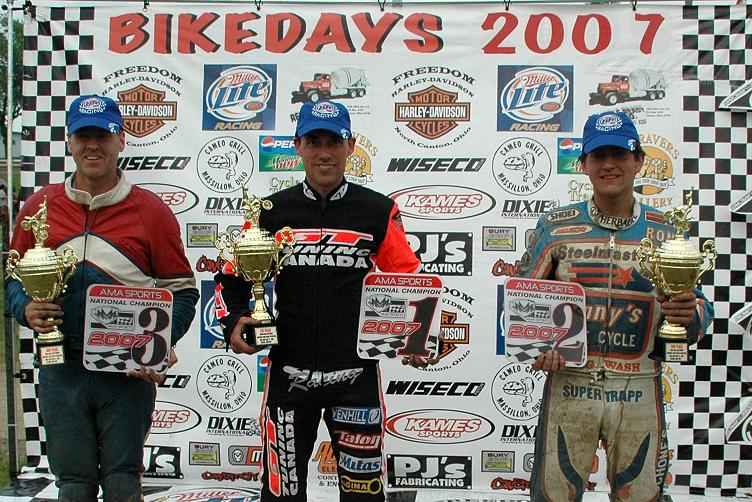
[38,343,65,366]
[243,324,279,346]
[663,341,689,363]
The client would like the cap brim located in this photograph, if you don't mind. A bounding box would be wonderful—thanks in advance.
[583,134,634,154]
[296,120,350,139]
[68,117,122,135]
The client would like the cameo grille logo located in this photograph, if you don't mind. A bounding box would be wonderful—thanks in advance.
[392,66,474,148]
[491,362,545,421]
[197,355,252,412]
[196,137,254,193]
[491,138,552,196]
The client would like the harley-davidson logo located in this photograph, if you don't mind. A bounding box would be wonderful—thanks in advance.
[118,84,178,138]
[395,85,470,140]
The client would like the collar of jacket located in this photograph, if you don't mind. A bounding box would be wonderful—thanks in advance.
[587,197,642,231]
[64,168,132,210]
[302,178,349,202]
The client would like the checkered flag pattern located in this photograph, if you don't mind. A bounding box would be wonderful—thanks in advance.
[20,5,95,202]
[358,335,410,359]
[83,349,130,371]
[673,5,752,496]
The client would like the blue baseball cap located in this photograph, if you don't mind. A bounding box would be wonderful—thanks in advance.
[582,111,639,154]
[67,95,124,135]
[295,101,352,139]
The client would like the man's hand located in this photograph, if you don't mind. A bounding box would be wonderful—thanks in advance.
[229,316,263,355]
[401,353,440,368]
[127,348,178,385]
[532,350,565,373]
[658,291,697,326]
[24,301,63,333]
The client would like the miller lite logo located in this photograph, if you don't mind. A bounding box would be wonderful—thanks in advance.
[203,64,277,130]
[497,66,573,132]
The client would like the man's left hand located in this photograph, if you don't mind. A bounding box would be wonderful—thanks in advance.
[401,354,440,368]
[658,291,697,326]
[127,348,177,385]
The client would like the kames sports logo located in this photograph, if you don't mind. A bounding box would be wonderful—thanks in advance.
[136,183,198,215]
[389,185,495,221]
[203,64,276,130]
[498,65,573,132]
[385,409,494,444]
[151,401,202,434]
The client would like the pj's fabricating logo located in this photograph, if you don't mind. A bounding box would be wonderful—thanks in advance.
[144,445,183,479]
[406,232,472,276]
[203,64,276,131]
[497,65,573,132]
[392,66,474,148]
[387,455,472,490]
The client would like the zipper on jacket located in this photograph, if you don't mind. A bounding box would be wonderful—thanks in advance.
[604,231,615,360]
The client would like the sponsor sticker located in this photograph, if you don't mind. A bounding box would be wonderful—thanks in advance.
[189,442,220,466]
[228,445,263,466]
[136,183,199,215]
[635,133,677,196]
[481,451,514,473]
[387,454,472,489]
[187,223,218,248]
[557,137,584,174]
[258,135,303,172]
[151,401,202,434]
[483,226,516,252]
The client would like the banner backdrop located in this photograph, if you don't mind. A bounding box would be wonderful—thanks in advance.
[18,1,751,498]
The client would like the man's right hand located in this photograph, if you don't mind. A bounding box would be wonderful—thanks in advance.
[532,349,565,373]
[24,301,63,333]
[229,316,263,355]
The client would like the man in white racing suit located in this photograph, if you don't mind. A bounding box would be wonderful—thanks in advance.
[519,111,714,501]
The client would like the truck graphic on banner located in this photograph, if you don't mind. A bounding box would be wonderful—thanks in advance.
[291,68,369,103]
[589,69,666,106]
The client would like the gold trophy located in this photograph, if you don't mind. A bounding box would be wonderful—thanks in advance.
[215,190,295,346]
[6,197,78,366]
[637,192,716,363]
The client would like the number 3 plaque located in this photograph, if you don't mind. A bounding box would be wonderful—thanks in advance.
[83,284,172,373]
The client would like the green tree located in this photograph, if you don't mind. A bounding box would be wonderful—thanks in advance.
[0,13,23,151]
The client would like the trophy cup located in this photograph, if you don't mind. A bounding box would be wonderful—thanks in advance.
[6,197,78,366]
[215,190,295,346]
[637,193,716,363]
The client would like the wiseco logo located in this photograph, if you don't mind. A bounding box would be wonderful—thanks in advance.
[385,409,494,444]
[388,185,495,220]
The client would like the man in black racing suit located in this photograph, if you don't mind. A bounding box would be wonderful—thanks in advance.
[215,101,421,501]
[519,111,714,501]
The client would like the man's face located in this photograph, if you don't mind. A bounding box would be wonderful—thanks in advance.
[295,130,355,196]
[68,127,125,182]
[581,146,643,200]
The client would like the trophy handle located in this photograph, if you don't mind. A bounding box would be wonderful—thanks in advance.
[696,240,717,284]
[59,248,78,294]
[637,238,658,286]
[5,250,21,281]
[214,231,236,269]
[274,226,296,271]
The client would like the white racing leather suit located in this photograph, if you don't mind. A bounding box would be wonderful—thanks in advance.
[518,199,713,502]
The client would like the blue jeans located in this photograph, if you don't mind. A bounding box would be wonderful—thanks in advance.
[38,364,156,502]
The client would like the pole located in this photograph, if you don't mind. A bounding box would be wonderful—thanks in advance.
[4,0,18,478]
